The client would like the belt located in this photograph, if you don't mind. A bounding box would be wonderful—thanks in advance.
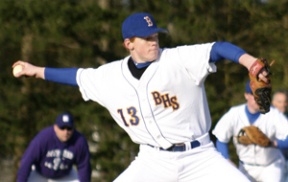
[168,140,200,152]
[147,133,210,152]
[148,140,200,152]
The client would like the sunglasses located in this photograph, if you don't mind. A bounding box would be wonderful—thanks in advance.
[59,126,73,131]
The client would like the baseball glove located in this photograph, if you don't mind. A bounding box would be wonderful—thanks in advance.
[237,125,271,147]
[249,58,273,114]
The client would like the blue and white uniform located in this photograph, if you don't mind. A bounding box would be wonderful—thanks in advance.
[39,12,252,182]
[213,105,288,182]
[43,42,249,181]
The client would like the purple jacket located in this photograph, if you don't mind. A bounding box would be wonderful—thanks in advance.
[17,126,91,182]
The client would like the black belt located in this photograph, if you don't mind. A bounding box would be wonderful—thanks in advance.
[148,140,200,152]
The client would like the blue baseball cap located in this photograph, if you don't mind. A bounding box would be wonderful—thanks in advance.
[55,112,74,128]
[122,12,168,39]
[245,80,253,94]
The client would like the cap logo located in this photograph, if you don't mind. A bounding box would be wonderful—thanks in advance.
[144,16,153,27]
[62,115,69,123]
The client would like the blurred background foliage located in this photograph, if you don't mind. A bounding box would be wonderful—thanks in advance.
[0,0,287,181]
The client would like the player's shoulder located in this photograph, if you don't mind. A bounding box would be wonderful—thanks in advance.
[72,129,83,137]
[102,58,124,67]
[228,104,246,113]
[263,106,278,115]
[71,130,89,144]
[80,58,125,72]
[30,126,54,146]
[266,106,287,117]
[77,58,125,80]
[36,126,54,137]
[268,106,279,113]
[258,107,288,124]
[216,104,245,123]
[161,42,215,52]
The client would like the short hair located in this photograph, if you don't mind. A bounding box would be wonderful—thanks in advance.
[272,89,288,101]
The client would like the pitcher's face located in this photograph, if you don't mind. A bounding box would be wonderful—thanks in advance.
[127,33,160,63]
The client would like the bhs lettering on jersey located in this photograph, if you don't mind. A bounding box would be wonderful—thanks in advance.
[152,91,179,110]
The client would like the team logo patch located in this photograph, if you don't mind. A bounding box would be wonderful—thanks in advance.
[62,115,69,123]
[144,16,153,27]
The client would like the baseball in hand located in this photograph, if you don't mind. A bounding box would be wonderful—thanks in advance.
[12,64,23,77]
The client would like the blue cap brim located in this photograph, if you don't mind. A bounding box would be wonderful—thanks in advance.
[137,28,168,38]
[123,28,168,39]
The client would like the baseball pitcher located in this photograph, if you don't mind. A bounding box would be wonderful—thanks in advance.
[13,12,272,181]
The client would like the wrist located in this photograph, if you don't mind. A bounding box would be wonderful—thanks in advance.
[239,54,257,70]
[36,67,45,79]
[271,140,277,147]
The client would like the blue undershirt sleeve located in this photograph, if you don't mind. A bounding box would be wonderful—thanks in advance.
[276,136,288,149]
[209,42,246,63]
[44,68,78,86]
[216,139,230,159]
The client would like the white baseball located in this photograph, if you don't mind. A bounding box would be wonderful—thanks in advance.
[13,65,23,77]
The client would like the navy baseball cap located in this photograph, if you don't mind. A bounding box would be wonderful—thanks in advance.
[245,80,253,94]
[121,12,168,39]
[55,112,74,128]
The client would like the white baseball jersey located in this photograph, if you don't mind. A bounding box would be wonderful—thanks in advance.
[76,43,216,149]
[213,104,288,166]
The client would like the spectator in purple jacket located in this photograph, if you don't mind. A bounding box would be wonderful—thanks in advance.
[17,112,91,182]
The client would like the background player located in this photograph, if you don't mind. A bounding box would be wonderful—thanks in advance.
[213,81,288,182]
[17,112,91,182]
[271,89,288,181]
[272,89,288,117]
[12,12,271,181]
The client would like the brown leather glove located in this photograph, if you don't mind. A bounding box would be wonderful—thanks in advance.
[249,58,273,114]
[237,125,271,147]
